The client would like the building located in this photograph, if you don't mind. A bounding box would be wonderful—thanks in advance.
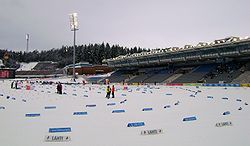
[64,62,112,75]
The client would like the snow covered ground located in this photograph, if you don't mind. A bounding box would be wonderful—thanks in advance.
[0,79,250,146]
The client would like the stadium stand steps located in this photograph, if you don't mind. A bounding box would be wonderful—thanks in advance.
[165,73,183,83]
[104,70,134,83]
[231,71,250,83]
[127,71,155,84]
[172,64,216,83]
[144,70,173,83]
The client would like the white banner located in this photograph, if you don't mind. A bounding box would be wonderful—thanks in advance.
[44,135,71,142]
[215,121,232,127]
[141,129,163,135]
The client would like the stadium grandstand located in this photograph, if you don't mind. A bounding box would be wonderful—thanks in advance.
[15,61,63,78]
[102,36,250,84]
[17,62,38,71]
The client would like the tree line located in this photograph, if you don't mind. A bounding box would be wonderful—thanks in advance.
[0,43,148,68]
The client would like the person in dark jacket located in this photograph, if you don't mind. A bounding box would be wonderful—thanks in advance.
[111,85,115,98]
[57,82,62,94]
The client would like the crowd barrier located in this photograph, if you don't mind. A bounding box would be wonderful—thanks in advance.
[165,83,249,87]
[166,83,183,86]
[240,84,250,87]
[183,83,202,86]
[125,82,250,87]
[202,83,240,87]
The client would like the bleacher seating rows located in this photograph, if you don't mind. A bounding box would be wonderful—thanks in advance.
[204,62,243,83]
[173,64,216,83]
[87,77,105,83]
[144,70,173,83]
[104,70,133,83]
[33,62,58,71]
[104,61,250,84]
[127,70,155,83]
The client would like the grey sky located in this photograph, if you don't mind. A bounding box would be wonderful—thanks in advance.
[0,0,249,51]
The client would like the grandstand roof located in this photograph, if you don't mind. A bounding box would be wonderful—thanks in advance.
[104,36,250,62]
[65,62,93,68]
[103,36,250,68]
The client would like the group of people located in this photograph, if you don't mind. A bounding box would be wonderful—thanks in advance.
[56,81,115,98]
[10,81,18,89]
[106,85,115,99]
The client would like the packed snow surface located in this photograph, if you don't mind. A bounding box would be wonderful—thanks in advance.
[0,80,250,146]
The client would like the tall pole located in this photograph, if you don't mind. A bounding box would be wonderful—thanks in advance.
[69,13,79,81]
[73,27,76,80]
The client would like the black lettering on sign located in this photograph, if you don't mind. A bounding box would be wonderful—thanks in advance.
[44,135,71,142]
[215,121,233,127]
[141,129,163,135]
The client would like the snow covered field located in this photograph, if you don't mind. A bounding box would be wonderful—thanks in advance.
[0,79,250,146]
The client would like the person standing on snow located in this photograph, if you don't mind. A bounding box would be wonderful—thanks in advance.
[106,85,111,99]
[57,82,62,94]
[111,85,115,98]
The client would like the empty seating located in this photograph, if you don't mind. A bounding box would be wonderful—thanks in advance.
[144,70,173,83]
[173,64,216,83]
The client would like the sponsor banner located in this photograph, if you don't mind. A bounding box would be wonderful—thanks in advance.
[127,122,145,127]
[142,108,153,111]
[183,83,202,86]
[141,129,163,135]
[45,106,56,109]
[112,109,125,113]
[107,103,116,106]
[49,127,71,133]
[215,121,232,127]
[73,112,88,115]
[86,104,96,107]
[183,116,197,122]
[25,113,40,117]
[202,83,240,87]
[166,83,183,86]
[223,111,230,115]
[45,135,71,142]
[132,83,139,85]
[240,84,250,87]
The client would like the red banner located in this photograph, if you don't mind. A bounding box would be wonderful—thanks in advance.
[166,83,183,86]
[0,70,9,78]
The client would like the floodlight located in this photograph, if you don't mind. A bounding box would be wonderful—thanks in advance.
[69,13,79,31]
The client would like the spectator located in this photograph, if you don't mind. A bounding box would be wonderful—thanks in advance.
[11,81,14,89]
[15,81,18,89]
[57,82,62,94]
[106,85,111,99]
[111,85,115,98]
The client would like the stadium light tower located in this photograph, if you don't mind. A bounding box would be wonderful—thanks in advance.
[69,13,79,81]
[26,34,29,52]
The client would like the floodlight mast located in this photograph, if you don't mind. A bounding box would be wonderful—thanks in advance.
[69,13,79,81]
[26,34,29,52]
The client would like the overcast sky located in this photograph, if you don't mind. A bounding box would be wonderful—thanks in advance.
[0,0,249,51]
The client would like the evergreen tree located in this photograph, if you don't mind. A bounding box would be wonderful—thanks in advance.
[0,43,148,68]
